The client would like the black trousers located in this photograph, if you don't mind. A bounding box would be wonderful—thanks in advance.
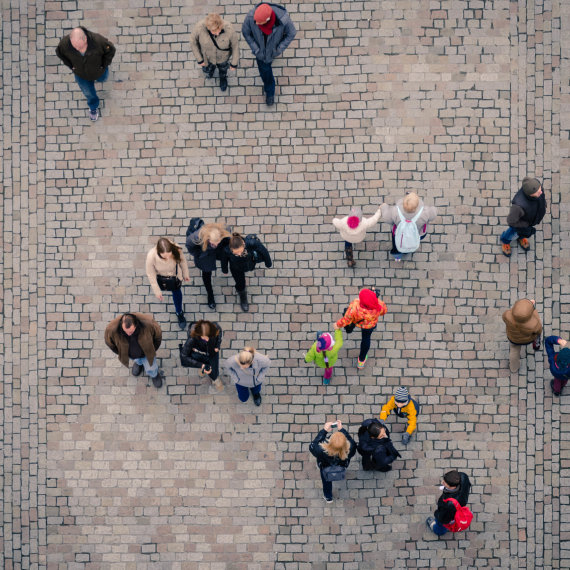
[230,268,247,292]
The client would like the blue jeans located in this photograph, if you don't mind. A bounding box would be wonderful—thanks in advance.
[74,67,109,111]
[172,288,183,314]
[359,326,376,361]
[500,226,535,244]
[134,356,158,379]
[344,241,353,249]
[319,467,333,501]
[235,383,261,402]
[430,518,449,536]
[256,59,275,97]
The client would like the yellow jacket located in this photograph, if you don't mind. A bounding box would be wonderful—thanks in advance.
[379,397,417,435]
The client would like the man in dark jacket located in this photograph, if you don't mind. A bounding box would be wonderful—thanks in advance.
[426,470,471,535]
[500,177,546,257]
[242,3,297,106]
[357,419,401,472]
[545,335,570,396]
[104,313,164,388]
[56,27,116,121]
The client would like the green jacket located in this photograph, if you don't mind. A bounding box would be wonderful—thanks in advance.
[304,329,343,369]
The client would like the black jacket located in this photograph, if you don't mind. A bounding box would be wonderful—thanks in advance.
[357,419,401,471]
[507,188,547,228]
[180,322,222,368]
[435,472,471,523]
[220,235,272,274]
[56,27,116,81]
[309,428,357,469]
[185,230,229,273]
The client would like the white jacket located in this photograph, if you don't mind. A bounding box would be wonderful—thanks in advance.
[332,208,382,243]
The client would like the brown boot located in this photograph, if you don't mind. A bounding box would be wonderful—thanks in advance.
[509,343,521,373]
[345,246,355,267]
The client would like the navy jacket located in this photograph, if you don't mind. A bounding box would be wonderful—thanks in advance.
[185,230,228,272]
[309,428,357,469]
[220,235,272,274]
[545,336,570,381]
[357,419,401,471]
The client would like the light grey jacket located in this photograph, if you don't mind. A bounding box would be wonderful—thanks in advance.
[224,353,272,388]
[381,198,437,236]
[190,19,240,67]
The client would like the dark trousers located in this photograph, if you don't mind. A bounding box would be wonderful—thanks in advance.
[190,351,220,381]
[202,61,230,79]
[319,467,333,501]
[172,288,183,314]
[256,59,275,97]
[359,326,376,361]
[230,268,247,292]
[202,271,214,297]
[344,241,353,249]
[235,383,262,402]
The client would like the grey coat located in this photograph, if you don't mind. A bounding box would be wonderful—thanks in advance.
[190,19,240,67]
[224,353,271,388]
[381,198,437,236]
[242,3,297,64]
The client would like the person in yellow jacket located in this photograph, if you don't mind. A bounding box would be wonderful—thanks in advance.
[305,329,343,385]
[379,387,419,445]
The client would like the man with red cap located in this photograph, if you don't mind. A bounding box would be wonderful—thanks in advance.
[242,3,297,106]
[335,288,388,369]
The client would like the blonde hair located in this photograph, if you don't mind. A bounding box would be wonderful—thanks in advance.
[320,431,350,461]
[238,346,256,366]
[205,13,223,31]
[198,222,231,251]
[403,192,420,213]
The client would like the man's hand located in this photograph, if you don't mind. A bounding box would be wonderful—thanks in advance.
[559,339,568,347]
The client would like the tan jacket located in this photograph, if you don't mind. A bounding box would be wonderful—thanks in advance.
[104,313,162,367]
[381,198,437,236]
[145,242,190,297]
[332,209,382,243]
[502,299,542,344]
[190,19,239,67]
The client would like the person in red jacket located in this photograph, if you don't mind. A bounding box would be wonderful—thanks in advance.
[335,288,387,369]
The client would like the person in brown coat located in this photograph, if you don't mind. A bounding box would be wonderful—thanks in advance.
[104,313,164,388]
[190,14,239,92]
[502,299,542,372]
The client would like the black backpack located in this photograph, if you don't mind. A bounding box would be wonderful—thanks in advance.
[186,217,204,237]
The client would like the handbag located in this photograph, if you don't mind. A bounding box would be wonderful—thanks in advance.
[322,463,346,482]
[156,263,182,291]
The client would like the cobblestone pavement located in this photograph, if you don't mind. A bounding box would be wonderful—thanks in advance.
[1,0,569,568]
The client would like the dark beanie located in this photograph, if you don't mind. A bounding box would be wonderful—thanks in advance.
[522,177,541,197]
[558,348,570,369]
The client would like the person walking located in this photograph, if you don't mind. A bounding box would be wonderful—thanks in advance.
[379,387,419,445]
[309,420,357,503]
[56,27,116,121]
[426,470,472,536]
[104,313,164,388]
[190,13,239,92]
[335,288,387,369]
[380,192,437,260]
[500,177,546,257]
[242,3,297,106]
[220,232,272,312]
[146,237,191,330]
[304,329,344,385]
[545,335,570,396]
[186,221,231,310]
[502,298,542,373]
[180,320,224,393]
[357,419,401,472]
[224,346,271,406]
[332,206,382,267]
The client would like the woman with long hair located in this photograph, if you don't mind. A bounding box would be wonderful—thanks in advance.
[224,346,271,406]
[309,420,357,503]
[146,237,190,329]
[186,221,231,310]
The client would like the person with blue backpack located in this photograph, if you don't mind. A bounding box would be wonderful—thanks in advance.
[381,192,437,260]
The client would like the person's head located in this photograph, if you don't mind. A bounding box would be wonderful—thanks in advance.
[70,27,88,52]
[156,237,181,263]
[403,191,420,213]
[254,3,274,26]
[522,177,543,198]
[198,223,230,251]
[394,387,410,408]
[358,288,381,312]
[229,233,246,256]
[205,13,224,35]
[237,346,256,369]
[368,421,387,439]
[557,348,570,369]
[442,470,461,489]
[320,430,350,461]
[510,299,536,324]
[121,313,138,336]
[347,207,362,229]
[316,333,335,353]
[191,320,219,342]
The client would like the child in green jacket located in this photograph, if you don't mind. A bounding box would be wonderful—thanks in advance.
[305,329,344,385]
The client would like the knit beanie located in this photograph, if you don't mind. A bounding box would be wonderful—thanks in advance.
[394,387,409,403]
[522,177,541,197]
[347,207,362,229]
[254,3,273,23]
[359,288,380,311]
[558,348,570,369]
[316,333,335,353]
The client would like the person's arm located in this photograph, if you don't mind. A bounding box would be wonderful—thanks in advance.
[377,299,388,317]
[55,40,74,69]
[101,38,116,68]
[151,321,162,350]
[339,429,357,460]
[180,339,203,368]
[405,401,418,435]
[330,328,344,356]
[190,25,204,64]
[361,207,382,230]
[214,325,223,351]
[145,249,162,298]
[545,335,562,370]
[256,241,272,268]
[506,204,527,228]
[241,15,260,56]
[305,343,317,363]
[224,359,241,384]
[379,396,396,421]
[275,17,297,56]
[104,325,119,354]
[229,26,240,68]
[220,249,229,274]
[335,301,356,329]
[254,356,272,384]
[380,203,397,225]
[532,310,543,336]
[309,429,328,460]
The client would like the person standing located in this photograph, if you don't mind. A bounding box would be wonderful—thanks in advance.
[224,346,271,406]
[502,299,542,373]
[220,232,272,312]
[332,206,382,267]
[145,237,191,330]
[379,387,419,445]
[309,420,357,503]
[104,313,164,388]
[500,177,546,257]
[545,335,570,396]
[186,221,231,310]
[335,288,388,369]
[304,329,344,385]
[357,419,401,472]
[180,320,224,393]
[56,27,116,121]
[242,3,297,106]
[190,13,239,92]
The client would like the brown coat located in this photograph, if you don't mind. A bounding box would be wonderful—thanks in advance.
[104,313,162,367]
[190,19,239,67]
[502,299,542,344]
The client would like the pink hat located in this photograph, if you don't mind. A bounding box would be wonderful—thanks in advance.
[346,206,362,229]
[316,333,335,352]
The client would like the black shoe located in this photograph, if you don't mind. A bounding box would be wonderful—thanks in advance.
[176,312,187,330]
[252,391,262,406]
[238,290,249,312]
[220,77,228,91]
[152,371,164,389]
[266,95,275,106]
[207,295,216,310]
[132,362,143,377]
